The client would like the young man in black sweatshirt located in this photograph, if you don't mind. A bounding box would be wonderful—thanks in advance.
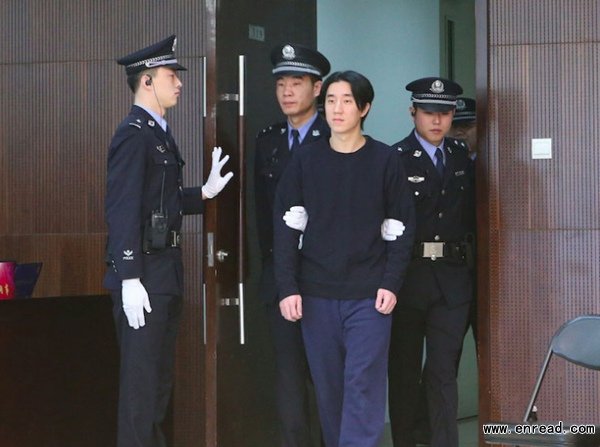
[274,71,415,447]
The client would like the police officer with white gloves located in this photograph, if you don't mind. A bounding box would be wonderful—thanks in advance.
[104,35,232,447]
[387,77,475,447]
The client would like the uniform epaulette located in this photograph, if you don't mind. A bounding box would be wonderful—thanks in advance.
[395,145,411,156]
[257,122,286,139]
[447,138,469,152]
[128,118,143,129]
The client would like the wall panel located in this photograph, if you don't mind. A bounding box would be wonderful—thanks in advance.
[0,2,208,445]
[482,0,600,430]
[490,0,600,45]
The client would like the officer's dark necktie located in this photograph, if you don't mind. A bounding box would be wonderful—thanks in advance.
[290,129,301,151]
[435,147,445,177]
[165,126,173,149]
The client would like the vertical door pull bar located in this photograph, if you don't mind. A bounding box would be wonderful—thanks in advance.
[202,56,207,118]
[202,283,207,345]
[237,55,246,345]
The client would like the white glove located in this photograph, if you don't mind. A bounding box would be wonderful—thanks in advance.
[381,218,405,241]
[202,146,234,199]
[283,206,308,232]
[121,278,152,329]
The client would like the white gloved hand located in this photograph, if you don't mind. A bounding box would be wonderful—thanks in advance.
[283,206,308,232]
[381,218,406,241]
[202,146,234,199]
[121,278,152,329]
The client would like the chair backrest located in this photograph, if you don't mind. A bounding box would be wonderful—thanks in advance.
[551,315,600,370]
[14,262,43,298]
[521,314,600,422]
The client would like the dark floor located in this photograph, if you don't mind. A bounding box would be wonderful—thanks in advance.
[379,416,479,446]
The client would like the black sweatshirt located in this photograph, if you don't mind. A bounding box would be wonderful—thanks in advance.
[273,136,415,300]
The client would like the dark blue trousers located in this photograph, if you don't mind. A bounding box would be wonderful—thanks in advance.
[388,300,470,447]
[301,296,392,447]
[112,292,183,447]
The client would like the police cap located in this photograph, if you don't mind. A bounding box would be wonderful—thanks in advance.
[117,34,187,76]
[453,97,476,123]
[270,43,330,78]
[406,77,463,112]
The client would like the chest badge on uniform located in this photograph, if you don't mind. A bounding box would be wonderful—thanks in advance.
[156,145,166,153]
[148,120,155,128]
[413,150,422,157]
[454,170,465,176]
[312,130,320,137]
[408,176,425,183]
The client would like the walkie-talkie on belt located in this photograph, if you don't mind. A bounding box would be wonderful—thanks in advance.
[144,169,168,252]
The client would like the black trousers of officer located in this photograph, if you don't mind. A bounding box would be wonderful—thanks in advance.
[266,303,320,447]
[388,298,470,447]
[112,291,183,447]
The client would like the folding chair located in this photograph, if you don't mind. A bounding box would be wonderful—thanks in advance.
[484,314,600,446]
[14,262,43,298]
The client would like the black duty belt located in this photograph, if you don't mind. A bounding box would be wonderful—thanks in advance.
[413,241,467,262]
[168,230,181,248]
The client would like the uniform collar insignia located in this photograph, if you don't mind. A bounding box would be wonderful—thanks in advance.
[156,145,166,153]
[413,150,422,157]
[312,129,320,136]
[148,120,155,127]
[280,127,286,134]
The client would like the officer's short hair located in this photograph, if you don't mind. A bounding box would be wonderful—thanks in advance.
[322,70,374,128]
[126,68,157,93]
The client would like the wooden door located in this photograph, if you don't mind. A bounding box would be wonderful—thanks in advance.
[202,1,317,445]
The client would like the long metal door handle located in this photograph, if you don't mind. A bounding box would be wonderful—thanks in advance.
[202,56,207,118]
[237,55,246,345]
[202,283,207,345]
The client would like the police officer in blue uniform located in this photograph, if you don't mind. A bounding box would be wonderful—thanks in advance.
[451,97,477,161]
[254,43,330,447]
[387,78,475,447]
[450,96,478,356]
[104,35,233,447]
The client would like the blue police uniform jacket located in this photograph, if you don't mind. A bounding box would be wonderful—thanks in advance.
[254,115,330,303]
[394,130,475,309]
[104,105,203,295]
